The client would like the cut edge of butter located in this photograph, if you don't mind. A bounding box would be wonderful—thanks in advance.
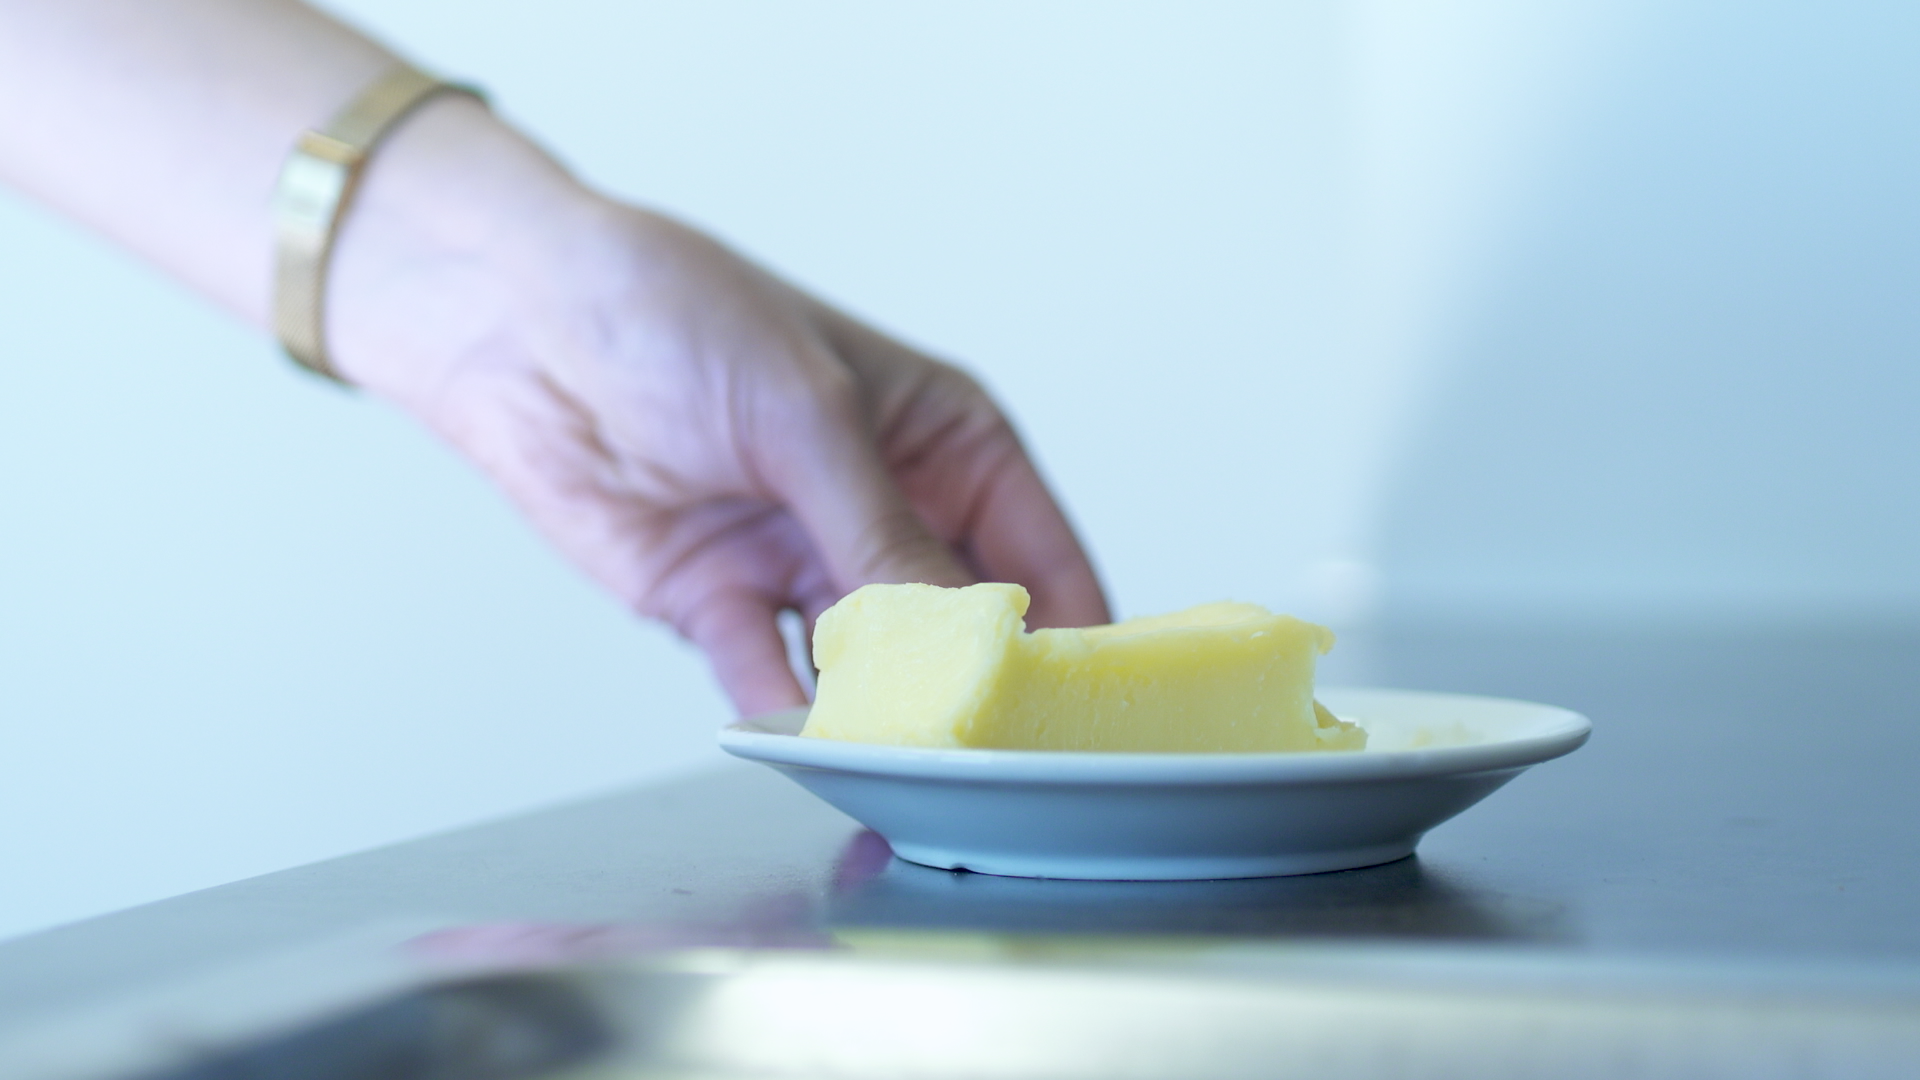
[802,583,1365,754]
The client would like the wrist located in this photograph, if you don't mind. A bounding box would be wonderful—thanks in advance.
[322,91,607,400]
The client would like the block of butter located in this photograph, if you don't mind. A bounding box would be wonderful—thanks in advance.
[800,582,1365,753]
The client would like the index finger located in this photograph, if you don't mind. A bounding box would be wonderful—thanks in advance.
[807,302,1110,628]
[963,433,1111,629]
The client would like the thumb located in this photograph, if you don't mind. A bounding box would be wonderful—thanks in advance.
[762,379,973,592]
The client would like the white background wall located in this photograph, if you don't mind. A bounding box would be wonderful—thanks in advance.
[1374,0,1920,620]
[1,1,1914,942]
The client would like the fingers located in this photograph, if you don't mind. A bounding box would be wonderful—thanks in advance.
[680,590,810,717]
[757,358,975,595]
[615,503,828,717]
[805,305,1110,627]
[964,438,1111,629]
[436,367,821,717]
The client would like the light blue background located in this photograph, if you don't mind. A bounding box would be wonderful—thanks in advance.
[0,1,1913,941]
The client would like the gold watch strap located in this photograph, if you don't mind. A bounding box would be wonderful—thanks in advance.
[272,65,485,384]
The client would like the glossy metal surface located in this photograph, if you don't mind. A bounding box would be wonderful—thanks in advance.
[1,621,1916,1076]
[123,952,1920,1080]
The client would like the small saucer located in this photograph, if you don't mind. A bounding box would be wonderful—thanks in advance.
[719,688,1590,880]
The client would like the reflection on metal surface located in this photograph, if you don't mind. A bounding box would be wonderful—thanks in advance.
[147,978,608,1080]
[71,945,1920,1080]
[580,952,1918,1080]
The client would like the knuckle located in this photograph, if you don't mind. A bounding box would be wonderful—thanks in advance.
[804,364,867,428]
[856,507,963,584]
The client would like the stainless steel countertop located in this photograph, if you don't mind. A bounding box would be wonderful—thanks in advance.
[3,620,1916,1035]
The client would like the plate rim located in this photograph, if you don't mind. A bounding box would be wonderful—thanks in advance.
[718,687,1591,785]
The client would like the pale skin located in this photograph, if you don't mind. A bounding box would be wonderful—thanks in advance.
[0,0,1109,715]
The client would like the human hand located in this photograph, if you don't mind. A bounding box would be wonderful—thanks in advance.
[325,96,1110,715]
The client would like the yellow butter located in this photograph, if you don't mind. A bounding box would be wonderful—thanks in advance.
[800,582,1364,753]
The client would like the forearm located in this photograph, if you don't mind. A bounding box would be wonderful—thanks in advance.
[0,0,399,320]
[0,0,585,337]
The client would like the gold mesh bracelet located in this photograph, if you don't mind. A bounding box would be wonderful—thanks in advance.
[272,65,485,384]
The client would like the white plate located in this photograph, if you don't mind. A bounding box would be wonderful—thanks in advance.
[719,687,1590,881]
